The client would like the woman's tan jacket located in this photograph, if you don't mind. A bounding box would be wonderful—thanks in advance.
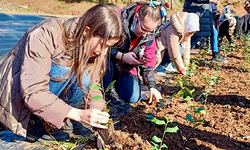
[0,18,105,137]
[156,12,191,72]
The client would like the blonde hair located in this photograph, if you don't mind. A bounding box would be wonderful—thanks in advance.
[138,5,161,23]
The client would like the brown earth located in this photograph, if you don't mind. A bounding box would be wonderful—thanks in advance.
[82,37,250,150]
[0,0,249,150]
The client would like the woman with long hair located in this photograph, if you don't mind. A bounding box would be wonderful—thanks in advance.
[0,3,124,142]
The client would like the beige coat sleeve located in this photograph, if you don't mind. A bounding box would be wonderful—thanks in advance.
[183,37,191,67]
[20,19,72,129]
[167,26,185,72]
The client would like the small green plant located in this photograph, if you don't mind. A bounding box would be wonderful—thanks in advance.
[186,107,206,128]
[146,114,179,150]
[172,76,195,101]
[186,59,199,77]
[87,81,116,149]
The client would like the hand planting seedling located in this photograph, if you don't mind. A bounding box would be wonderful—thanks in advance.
[88,80,117,150]
[146,114,179,150]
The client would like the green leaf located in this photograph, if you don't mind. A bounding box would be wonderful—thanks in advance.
[167,118,174,124]
[145,114,154,119]
[195,119,204,123]
[182,77,187,85]
[202,75,208,79]
[151,117,165,125]
[152,135,162,143]
[91,96,103,101]
[189,82,194,87]
[161,143,168,148]
[190,89,195,94]
[151,142,160,150]
[104,80,116,93]
[186,114,194,123]
[177,90,184,98]
[194,123,202,128]
[177,81,183,88]
[211,76,217,80]
[88,85,102,91]
[184,96,192,101]
[195,107,206,115]
[209,80,214,86]
[165,126,179,133]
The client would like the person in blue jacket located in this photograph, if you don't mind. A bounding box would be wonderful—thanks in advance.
[183,0,228,63]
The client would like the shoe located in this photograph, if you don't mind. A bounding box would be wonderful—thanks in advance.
[155,65,166,74]
[105,87,125,106]
[27,114,70,142]
[156,63,177,74]
[212,52,228,63]
[71,121,93,138]
[165,63,178,73]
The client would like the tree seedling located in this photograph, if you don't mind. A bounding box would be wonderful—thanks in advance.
[186,107,206,128]
[88,81,116,149]
[172,76,195,101]
[146,114,179,150]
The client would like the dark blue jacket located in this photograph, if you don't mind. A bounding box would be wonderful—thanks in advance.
[183,0,213,37]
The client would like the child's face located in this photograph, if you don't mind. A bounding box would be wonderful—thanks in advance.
[135,14,159,37]
[87,36,119,57]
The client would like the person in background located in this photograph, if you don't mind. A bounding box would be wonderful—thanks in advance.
[220,2,237,34]
[0,3,124,142]
[245,0,250,14]
[155,12,200,75]
[211,1,221,29]
[221,2,233,20]
[103,2,163,104]
[183,0,228,63]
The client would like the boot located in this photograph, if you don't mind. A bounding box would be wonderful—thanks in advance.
[26,114,70,142]
[105,87,125,106]
[212,52,228,63]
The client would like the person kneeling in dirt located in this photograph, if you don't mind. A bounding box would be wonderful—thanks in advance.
[0,3,124,143]
[103,2,164,105]
[155,12,200,76]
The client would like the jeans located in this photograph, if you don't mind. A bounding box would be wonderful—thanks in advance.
[49,60,91,109]
[191,26,219,53]
[115,73,140,103]
[103,58,140,103]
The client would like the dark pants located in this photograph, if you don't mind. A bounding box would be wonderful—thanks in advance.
[218,20,232,44]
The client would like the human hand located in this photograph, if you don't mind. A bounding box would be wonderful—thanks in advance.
[148,87,162,104]
[123,52,145,65]
[67,108,110,129]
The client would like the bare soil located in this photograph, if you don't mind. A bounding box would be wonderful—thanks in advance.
[0,0,249,150]
[82,37,250,150]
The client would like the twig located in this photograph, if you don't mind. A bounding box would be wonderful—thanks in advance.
[132,117,137,126]
[179,128,186,144]
[121,126,127,130]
